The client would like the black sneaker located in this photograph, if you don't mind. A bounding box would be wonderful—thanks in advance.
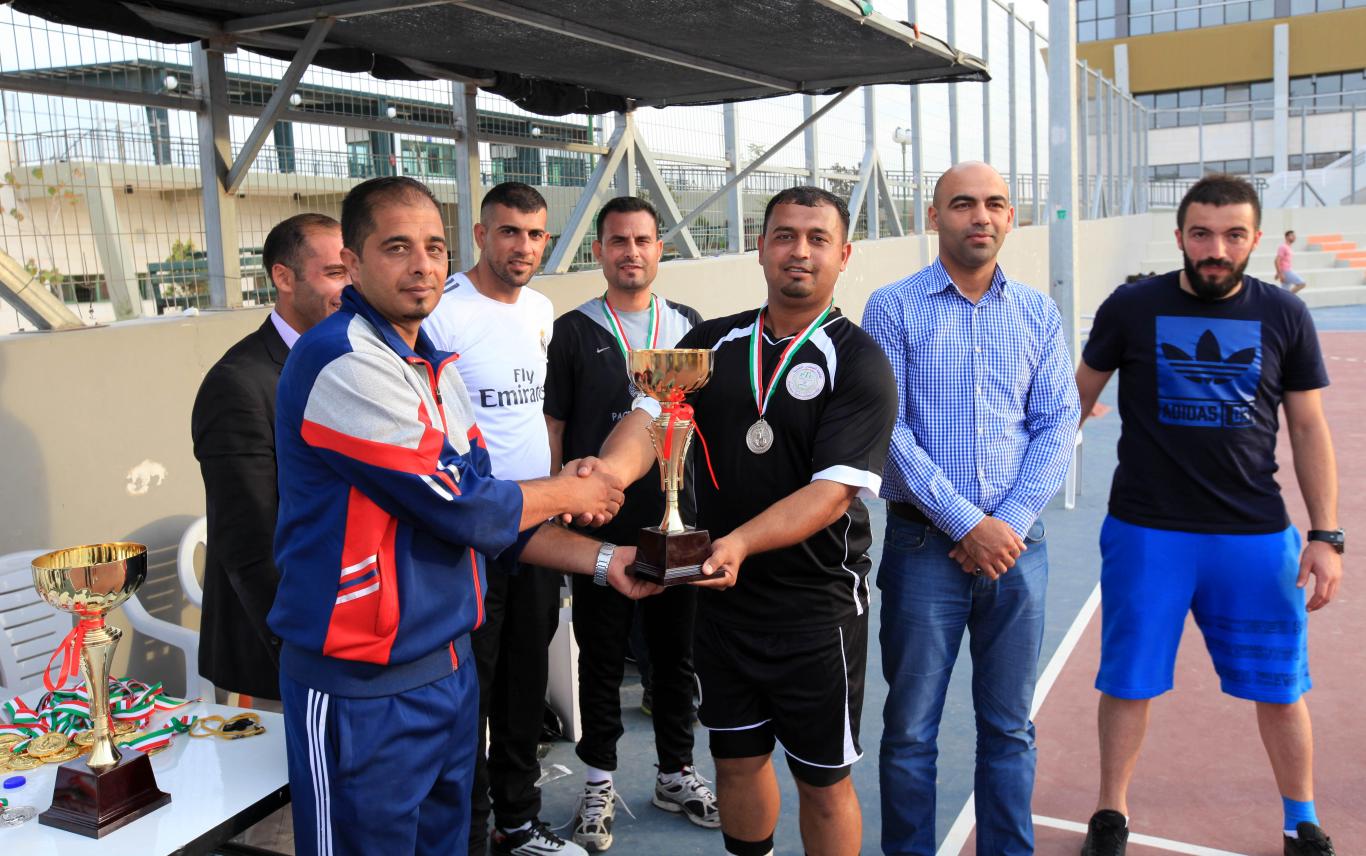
[1081,809,1128,856]
[1285,822,1336,856]
[491,820,588,856]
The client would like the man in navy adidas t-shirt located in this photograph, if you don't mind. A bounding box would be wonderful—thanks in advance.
[1076,175,1343,856]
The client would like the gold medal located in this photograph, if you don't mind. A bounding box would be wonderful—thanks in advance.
[73,730,95,747]
[26,731,69,758]
[113,720,137,735]
[0,734,23,750]
[8,754,42,771]
[46,745,81,764]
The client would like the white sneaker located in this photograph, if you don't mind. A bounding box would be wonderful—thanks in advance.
[652,767,720,829]
[571,780,616,852]
[492,820,588,856]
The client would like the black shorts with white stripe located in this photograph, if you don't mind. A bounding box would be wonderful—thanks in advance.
[696,610,867,787]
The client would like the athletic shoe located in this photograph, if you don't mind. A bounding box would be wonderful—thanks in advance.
[652,767,720,829]
[1285,822,1336,855]
[1081,809,1129,856]
[639,688,653,717]
[571,780,616,852]
[491,820,589,856]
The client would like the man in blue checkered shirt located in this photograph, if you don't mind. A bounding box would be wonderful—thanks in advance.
[862,162,1080,856]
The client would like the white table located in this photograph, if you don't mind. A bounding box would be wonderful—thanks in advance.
[2,700,288,855]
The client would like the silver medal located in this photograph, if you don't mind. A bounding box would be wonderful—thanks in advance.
[745,418,774,454]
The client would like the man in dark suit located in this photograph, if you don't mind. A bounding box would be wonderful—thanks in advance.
[191,212,347,704]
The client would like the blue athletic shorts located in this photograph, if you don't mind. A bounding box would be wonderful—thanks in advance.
[1096,515,1311,704]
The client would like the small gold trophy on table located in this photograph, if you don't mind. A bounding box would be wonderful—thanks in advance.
[31,542,171,838]
[627,348,714,584]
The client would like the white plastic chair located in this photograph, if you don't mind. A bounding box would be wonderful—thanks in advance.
[0,549,71,697]
[0,547,214,701]
[177,516,207,610]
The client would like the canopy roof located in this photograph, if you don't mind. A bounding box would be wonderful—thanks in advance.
[16,0,989,115]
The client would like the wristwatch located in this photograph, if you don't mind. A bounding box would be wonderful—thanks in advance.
[593,542,617,587]
[1307,528,1345,554]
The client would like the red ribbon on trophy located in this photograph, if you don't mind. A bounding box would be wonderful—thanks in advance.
[660,393,719,491]
[45,610,104,693]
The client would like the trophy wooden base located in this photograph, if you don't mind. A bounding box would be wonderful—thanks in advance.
[39,750,172,838]
[629,527,713,585]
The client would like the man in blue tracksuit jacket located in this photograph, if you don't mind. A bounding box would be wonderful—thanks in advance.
[270,176,657,856]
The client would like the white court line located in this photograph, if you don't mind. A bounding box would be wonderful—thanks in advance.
[1032,815,1253,856]
[934,583,1102,856]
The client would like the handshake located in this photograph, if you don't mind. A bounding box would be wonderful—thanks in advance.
[549,456,627,528]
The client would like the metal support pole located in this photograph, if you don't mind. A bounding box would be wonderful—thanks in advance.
[1273,23,1290,174]
[1007,4,1018,209]
[1079,62,1089,219]
[1352,109,1358,203]
[452,82,482,271]
[1102,81,1112,215]
[1048,0,1080,367]
[192,40,241,309]
[1300,104,1307,206]
[1197,107,1205,176]
[864,88,880,239]
[723,103,743,253]
[615,113,637,196]
[981,0,991,162]
[1029,20,1040,225]
[1121,93,1131,213]
[1136,104,1147,212]
[804,94,820,186]
[947,0,959,164]
[910,0,926,232]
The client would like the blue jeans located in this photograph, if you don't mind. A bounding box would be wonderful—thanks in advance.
[878,515,1048,856]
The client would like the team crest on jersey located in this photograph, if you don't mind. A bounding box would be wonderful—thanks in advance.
[539,329,550,357]
[786,362,826,401]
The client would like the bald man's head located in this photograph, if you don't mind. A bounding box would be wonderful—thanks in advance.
[931,161,1009,209]
[928,161,1014,274]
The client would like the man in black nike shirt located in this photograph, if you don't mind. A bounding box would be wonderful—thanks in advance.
[545,196,716,852]
[596,187,897,856]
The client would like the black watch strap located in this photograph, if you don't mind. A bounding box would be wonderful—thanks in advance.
[1307,528,1345,554]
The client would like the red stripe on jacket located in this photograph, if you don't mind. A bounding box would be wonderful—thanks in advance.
[322,487,401,664]
[301,401,445,475]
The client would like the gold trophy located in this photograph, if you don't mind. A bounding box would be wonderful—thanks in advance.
[31,542,171,838]
[627,348,714,584]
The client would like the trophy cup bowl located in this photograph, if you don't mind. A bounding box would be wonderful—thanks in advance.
[627,349,714,585]
[31,543,171,838]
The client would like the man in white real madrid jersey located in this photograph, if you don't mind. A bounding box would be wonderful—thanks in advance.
[595,187,898,856]
[545,196,716,852]
[423,182,582,856]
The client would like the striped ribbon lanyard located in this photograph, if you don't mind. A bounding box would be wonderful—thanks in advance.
[599,293,660,361]
[748,302,832,419]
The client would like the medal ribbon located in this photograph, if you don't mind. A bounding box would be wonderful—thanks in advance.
[748,302,834,418]
[600,293,660,361]
[4,675,198,758]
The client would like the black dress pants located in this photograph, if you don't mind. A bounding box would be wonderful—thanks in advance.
[468,560,563,854]
[570,574,697,774]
